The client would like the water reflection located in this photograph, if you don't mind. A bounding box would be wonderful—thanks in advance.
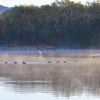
[0,54,100,99]
[39,55,42,59]
[0,64,100,96]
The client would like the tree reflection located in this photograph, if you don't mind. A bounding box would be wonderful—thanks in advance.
[0,62,100,97]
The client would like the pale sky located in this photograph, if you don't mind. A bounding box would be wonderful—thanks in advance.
[0,0,95,7]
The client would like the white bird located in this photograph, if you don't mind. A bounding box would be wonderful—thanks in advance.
[38,50,42,55]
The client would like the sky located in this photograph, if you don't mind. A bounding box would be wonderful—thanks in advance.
[0,0,95,7]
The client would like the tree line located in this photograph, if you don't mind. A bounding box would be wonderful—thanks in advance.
[0,0,100,48]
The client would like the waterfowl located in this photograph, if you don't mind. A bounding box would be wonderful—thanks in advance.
[14,62,18,64]
[48,61,52,63]
[5,62,7,64]
[63,61,67,63]
[22,62,26,64]
[56,61,60,63]
[38,50,42,55]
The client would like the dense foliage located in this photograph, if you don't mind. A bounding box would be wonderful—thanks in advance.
[0,0,100,48]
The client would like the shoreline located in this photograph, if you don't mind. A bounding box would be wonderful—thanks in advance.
[0,46,100,54]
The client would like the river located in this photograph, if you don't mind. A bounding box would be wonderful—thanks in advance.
[0,48,100,100]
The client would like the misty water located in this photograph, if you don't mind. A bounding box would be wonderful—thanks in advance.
[0,49,100,100]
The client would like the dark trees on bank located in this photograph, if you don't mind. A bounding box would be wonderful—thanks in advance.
[0,0,100,48]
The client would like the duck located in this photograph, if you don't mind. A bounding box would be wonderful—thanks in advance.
[14,62,18,64]
[63,61,67,63]
[22,62,26,64]
[5,62,7,64]
[48,61,52,63]
[56,61,60,63]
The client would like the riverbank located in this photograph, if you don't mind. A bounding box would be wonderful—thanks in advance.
[0,46,100,53]
[0,46,100,59]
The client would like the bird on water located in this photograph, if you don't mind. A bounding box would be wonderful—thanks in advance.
[22,62,26,64]
[14,62,18,64]
[38,50,42,55]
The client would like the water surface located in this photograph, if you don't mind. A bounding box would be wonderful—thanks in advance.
[0,50,100,100]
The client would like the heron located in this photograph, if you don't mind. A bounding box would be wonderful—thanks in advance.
[38,50,42,55]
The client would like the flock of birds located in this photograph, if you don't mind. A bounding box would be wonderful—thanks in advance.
[4,61,68,64]
[4,49,43,64]
[4,49,69,64]
[4,49,96,64]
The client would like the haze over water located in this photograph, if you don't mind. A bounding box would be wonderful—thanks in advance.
[0,49,100,100]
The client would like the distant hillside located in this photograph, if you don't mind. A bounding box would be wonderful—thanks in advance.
[0,5,11,14]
